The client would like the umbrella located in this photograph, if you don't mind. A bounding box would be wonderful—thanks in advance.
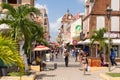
[33,45,50,51]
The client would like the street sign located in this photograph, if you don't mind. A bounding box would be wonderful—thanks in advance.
[72,40,77,45]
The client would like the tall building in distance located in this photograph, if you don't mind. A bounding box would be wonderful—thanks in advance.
[39,8,50,42]
[32,7,50,42]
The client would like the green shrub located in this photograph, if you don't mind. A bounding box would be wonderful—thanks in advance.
[8,72,32,76]
[107,73,120,77]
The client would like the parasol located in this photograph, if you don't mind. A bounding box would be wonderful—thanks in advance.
[33,45,50,51]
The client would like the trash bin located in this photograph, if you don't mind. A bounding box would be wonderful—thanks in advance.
[54,63,57,69]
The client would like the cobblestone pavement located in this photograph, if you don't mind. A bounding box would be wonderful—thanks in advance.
[35,53,120,80]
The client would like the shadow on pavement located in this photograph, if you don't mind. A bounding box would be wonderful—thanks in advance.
[84,73,91,76]
[35,73,56,79]
[47,64,80,68]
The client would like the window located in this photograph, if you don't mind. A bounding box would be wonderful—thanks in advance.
[18,0,21,4]
[111,17,119,31]
[8,0,17,4]
[96,16,105,30]
[111,0,119,11]
[44,13,47,17]
[2,0,7,3]
[44,19,47,25]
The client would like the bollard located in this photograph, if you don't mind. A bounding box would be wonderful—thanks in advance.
[54,63,57,69]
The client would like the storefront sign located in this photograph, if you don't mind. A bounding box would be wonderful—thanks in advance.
[104,32,119,38]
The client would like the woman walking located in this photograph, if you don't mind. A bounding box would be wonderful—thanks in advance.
[81,52,88,74]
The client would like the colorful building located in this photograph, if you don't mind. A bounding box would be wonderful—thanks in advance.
[82,0,120,61]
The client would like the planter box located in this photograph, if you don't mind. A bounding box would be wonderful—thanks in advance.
[30,65,40,72]
[88,57,101,67]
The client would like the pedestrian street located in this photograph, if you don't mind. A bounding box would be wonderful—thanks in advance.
[35,53,107,80]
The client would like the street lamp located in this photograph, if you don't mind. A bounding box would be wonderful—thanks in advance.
[106,6,112,72]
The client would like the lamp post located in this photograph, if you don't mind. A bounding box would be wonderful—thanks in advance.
[106,6,112,72]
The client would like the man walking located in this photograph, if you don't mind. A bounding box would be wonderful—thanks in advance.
[64,49,69,67]
[110,48,117,66]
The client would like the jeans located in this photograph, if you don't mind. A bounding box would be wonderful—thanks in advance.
[110,57,117,66]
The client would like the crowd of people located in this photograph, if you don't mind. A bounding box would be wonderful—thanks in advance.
[33,44,118,74]
[62,47,118,74]
[63,48,89,74]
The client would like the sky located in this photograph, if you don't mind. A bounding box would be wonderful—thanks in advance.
[35,0,85,42]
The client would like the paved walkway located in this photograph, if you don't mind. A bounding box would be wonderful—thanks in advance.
[35,53,120,80]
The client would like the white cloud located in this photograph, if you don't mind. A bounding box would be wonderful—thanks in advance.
[35,3,48,14]
[50,17,62,41]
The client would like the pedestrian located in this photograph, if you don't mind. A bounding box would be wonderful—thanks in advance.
[78,48,84,66]
[64,49,69,67]
[110,48,117,66]
[50,53,54,61]
[75,48,79,62]
[99,53,104,66]
[36,55,43,71]
[81,51,88,74]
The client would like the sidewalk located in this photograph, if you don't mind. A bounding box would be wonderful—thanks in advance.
[0,54,119,80]
[35,54,116,80]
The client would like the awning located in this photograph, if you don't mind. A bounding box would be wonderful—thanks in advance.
[77,41,84,44]
[33,45,50,51]
[78,39,120,45]
[78,39,99,45]
[105,39,120,45]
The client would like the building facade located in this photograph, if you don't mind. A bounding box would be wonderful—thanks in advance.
[58,10,84,48]
[31,8,50,42]
[82,0,120,60]
[0,0,34,6]
[58,10,75,46]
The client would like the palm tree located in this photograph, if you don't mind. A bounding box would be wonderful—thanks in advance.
[0,3,45,56]
[90,28,107,53]
[0,33,24,76]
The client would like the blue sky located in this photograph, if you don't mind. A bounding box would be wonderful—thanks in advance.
[35,0,85,41]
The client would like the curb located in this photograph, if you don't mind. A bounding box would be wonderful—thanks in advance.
[0,73,36,80]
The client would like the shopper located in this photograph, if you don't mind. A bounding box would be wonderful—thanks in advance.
[110,48,117,66]
[81,51,88,74]
[64,49,69,67]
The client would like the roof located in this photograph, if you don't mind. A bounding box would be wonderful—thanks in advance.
[61,9,75,23]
